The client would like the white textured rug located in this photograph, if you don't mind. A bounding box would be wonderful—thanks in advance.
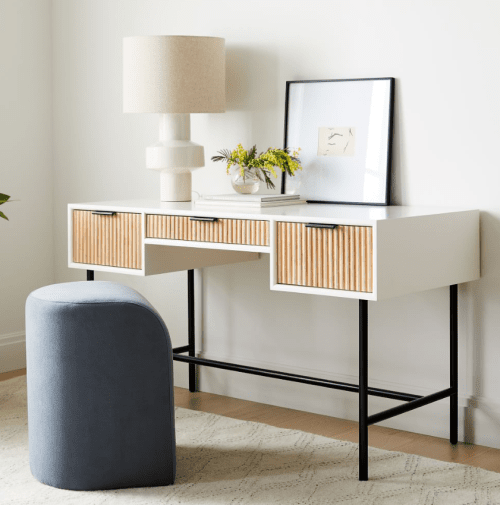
[2,376,500,504]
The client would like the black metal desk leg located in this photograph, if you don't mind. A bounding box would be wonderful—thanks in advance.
[450,284,458,444]
[188,269,197,392]
[359,299,369,481]
[87,270,94,281]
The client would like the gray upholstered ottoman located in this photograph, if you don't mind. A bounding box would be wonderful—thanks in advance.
[25,281,176,490]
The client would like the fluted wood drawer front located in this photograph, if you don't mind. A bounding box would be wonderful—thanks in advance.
[73,210,142,269]
[277,222,373,293]
[146,215,269,246]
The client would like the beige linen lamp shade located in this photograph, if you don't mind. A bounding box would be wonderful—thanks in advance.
[123,35,225,202]
[123,36,225,114]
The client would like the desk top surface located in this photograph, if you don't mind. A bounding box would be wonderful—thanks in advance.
[71,200,478,225]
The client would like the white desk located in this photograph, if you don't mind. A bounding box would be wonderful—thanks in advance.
[68,200,480,480]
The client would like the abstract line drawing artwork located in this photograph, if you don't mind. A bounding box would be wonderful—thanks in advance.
[283,78,394,204]
[317,127,356,157]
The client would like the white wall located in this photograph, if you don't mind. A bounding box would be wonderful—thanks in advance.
[0,0,53,372]
[50,0,500,448]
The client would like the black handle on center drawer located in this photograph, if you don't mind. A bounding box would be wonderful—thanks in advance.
[91,211,116,216]
[190,216,219,222]
[305,223,337,229]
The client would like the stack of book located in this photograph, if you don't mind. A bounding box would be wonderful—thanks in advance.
[195,194,305,208]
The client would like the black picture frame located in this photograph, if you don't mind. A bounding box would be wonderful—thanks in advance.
[281,78,395,206]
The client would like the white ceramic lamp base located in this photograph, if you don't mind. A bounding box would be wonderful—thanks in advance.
[146,113,204,202]
[160,171,192,202]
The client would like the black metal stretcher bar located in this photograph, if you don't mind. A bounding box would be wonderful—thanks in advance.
[367,387,452,426]
[173,352,433,404]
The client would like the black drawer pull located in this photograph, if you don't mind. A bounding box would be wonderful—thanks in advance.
[305,223,337,229]
[91,211,116,216]
[190,217,219,222]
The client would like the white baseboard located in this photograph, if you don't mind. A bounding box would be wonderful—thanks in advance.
[0,331,26,373]
[197,351,500,450]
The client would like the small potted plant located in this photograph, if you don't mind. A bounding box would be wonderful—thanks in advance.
[0,193,11,220]
[211,144,302,194]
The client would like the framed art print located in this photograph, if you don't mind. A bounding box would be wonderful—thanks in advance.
[281,78,395,205]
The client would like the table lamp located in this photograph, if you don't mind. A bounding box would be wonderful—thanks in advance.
[123,36,225,201]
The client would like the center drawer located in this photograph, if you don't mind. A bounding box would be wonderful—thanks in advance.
[146,215,269,246]
[277,222,373,293]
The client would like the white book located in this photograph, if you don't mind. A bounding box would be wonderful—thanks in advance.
[194,199,306,208]
[202,193,300,202]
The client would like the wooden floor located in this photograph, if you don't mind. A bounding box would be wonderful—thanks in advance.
[4,368,500,474]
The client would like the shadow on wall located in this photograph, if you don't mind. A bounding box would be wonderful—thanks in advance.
[463,211,500,445]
